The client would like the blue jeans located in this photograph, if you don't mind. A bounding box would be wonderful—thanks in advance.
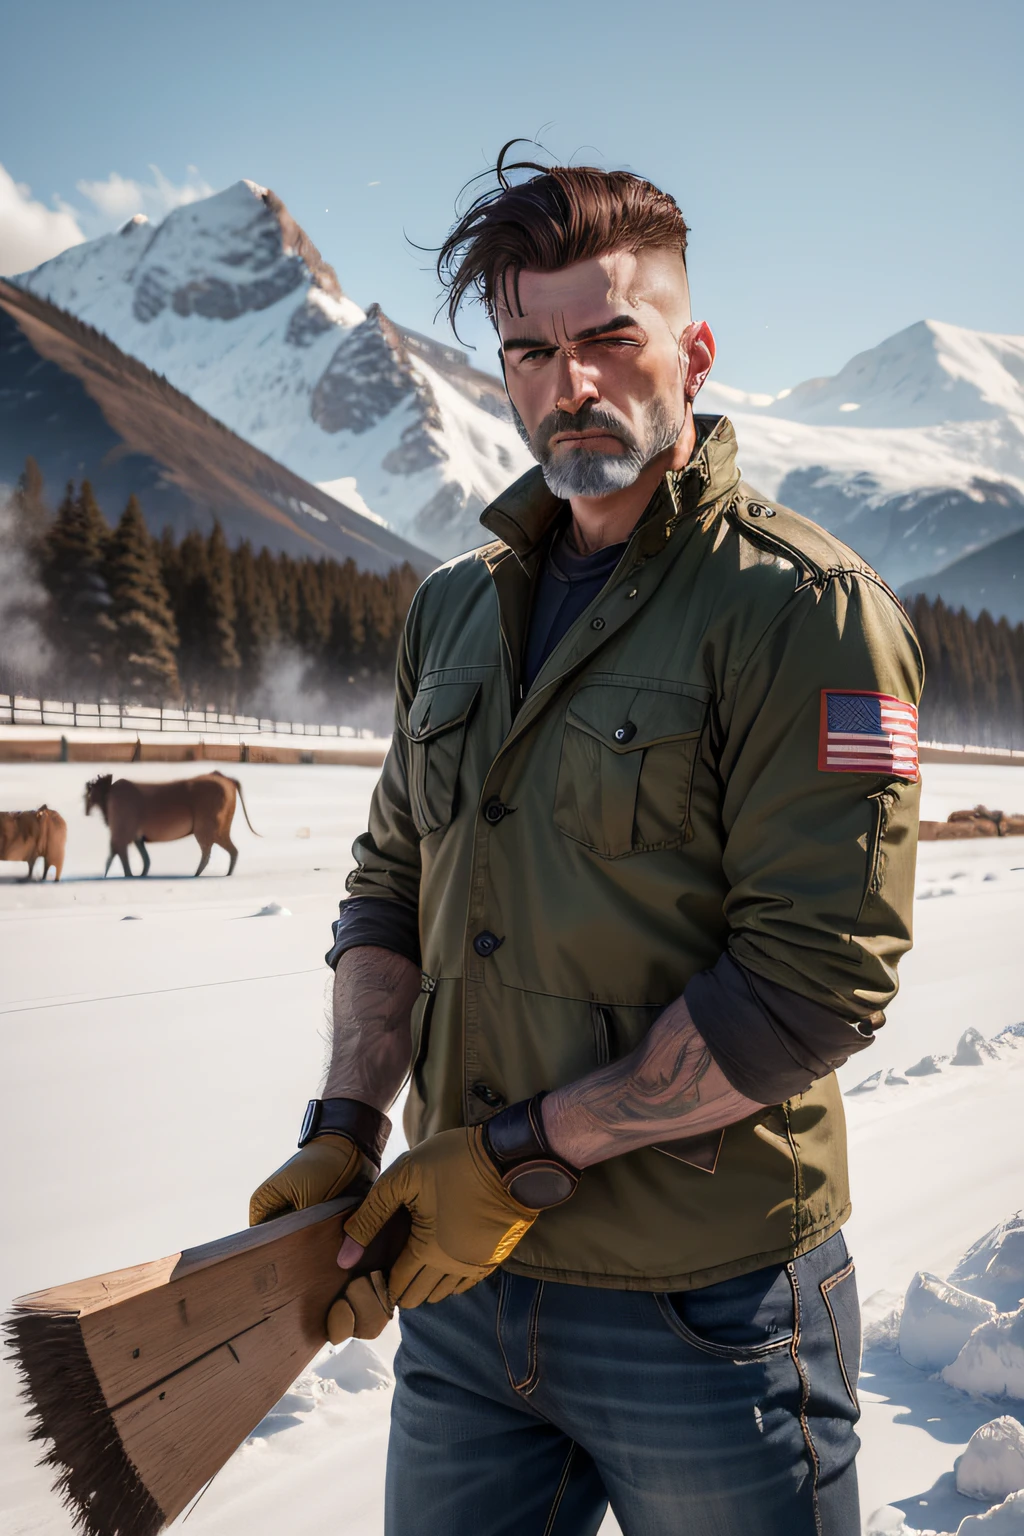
[385,1231,861,1536]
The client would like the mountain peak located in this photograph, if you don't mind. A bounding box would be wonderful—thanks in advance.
[763,318,1024,428]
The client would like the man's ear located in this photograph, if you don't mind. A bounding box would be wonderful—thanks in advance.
[683,321,716,400]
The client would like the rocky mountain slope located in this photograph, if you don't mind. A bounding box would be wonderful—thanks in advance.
[15,181,530,558]
[0,280,434,576]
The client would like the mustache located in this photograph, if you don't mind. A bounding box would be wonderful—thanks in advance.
[533,404,639,458]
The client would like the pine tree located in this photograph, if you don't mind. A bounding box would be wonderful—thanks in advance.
[12,456,49,554]
[106,496,180,703]
[232,540,278,705]
[40,479,115,695]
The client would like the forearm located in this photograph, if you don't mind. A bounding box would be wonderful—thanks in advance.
[323,945,421,1111]
[541,994,764,1168]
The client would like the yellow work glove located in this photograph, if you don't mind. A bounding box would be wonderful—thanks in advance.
[326,1273,393,1345]
[341,1126,540,1308]
[249,1133,364,1225]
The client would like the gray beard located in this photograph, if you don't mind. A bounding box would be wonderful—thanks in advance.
[511,399,683,499]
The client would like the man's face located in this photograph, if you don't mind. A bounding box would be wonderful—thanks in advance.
[497,247,711,499]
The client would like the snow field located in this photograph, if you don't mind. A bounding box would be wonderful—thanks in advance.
[0,761,1023,1534]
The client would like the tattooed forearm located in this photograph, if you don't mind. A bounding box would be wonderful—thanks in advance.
[541,993,764,1168]
[323,945,421,1110]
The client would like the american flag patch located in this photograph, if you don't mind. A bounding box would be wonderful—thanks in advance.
[818,690,919,780]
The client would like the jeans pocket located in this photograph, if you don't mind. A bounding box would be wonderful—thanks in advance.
[656,1262,796,1362]
[819,1258,861,1411]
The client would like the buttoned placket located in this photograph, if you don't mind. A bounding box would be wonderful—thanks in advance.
[458,442,737,1123]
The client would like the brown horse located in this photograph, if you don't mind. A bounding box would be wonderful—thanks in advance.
[85,772,259,877]
[0,806,67,881]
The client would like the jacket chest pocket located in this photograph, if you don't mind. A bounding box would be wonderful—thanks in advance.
[403,680,480,837]
[553,681,709,858]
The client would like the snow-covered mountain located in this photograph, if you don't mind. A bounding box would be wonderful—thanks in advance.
[14,182,1024,608]
[15,181,531,558]
[700,321,1024,595]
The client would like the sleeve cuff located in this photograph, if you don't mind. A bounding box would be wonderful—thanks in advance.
[325,896,421,971]
[684,951,882,1102]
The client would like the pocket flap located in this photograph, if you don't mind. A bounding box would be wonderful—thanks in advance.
[405,680,481,742]
[566,683,708,752]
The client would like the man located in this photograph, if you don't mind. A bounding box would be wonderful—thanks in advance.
[251,150,923,1535]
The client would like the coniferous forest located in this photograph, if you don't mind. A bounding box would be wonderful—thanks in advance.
[1,460,420,727]
[2,459,1023,747]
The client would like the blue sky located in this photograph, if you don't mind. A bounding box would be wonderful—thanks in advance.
[1,0,1020,393]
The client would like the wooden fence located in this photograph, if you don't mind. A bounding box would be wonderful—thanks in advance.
[0,695,375,740]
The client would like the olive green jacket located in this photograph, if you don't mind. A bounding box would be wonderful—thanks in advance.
[347,416,923,1289]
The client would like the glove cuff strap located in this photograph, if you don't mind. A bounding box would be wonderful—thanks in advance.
[298,1098,391,1167]
[482,1093,580,1209]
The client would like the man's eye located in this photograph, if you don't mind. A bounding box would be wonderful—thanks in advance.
[520,348,556,364]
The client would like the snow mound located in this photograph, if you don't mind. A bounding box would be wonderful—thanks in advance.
[899,1272,996,1372]
[248,900,292,917]
[943,1307,1024,1400]
[865,1505,913,1534]
[906,1054,947,1076]
[953,1029,1002,1066]
[956,1488,1024,1531]
[957,1417,1024,1502]
[314,1339,392,1392]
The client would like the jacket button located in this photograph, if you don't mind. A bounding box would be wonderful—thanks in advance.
[613,722,637,743]
[590,617,606,630]
[473,930,503,957]
[472,1081,507,1108]
[483,797,509,824]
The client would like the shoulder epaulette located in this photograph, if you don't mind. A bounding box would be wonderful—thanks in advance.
[726,481,886,592]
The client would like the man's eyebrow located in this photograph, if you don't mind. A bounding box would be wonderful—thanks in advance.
[569,315,645,343]
[502,316,644,354]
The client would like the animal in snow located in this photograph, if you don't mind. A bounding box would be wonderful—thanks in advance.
[0,806,67,881]
[84,772,259,877]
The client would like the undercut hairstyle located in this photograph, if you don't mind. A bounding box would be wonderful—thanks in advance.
[437,142,689,335]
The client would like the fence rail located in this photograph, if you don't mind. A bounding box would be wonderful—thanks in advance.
[0,695,375,740]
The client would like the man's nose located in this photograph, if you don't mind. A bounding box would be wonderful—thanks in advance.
[555,352,599,416]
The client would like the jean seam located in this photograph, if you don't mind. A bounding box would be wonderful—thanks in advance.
[820,1260,860,1411]
[541,1442,576,1536]
[653,1292,794,1361]
[786,1261,822,1536]
[495,1273,544,1396]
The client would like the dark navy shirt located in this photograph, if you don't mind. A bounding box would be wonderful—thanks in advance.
[522,530,627,692]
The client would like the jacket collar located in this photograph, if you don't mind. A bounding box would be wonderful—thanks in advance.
[478,414,741,563]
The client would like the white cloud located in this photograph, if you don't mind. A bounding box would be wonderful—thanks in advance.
[0,163,85,277]
[75,164,214,232]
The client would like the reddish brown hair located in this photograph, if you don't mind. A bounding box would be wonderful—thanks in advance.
[437,142,689,334]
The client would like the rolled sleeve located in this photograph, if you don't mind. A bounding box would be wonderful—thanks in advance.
[326,895,421,971]
[685,952,882,1102]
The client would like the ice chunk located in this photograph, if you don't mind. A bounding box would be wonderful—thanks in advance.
[906,1054,947,1076]
[863,1289,904,1351]
[956,1488,1024,1531]
[849,1068,884,1094]
[314,1338,392,1392]
[885,1068,910,1085]
[944,1307,1024,1400]
[957,1417,1024,1502]
[952,1028,1000,1066]
[899,1272,996,1371]
[951,1214,1024,1310]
